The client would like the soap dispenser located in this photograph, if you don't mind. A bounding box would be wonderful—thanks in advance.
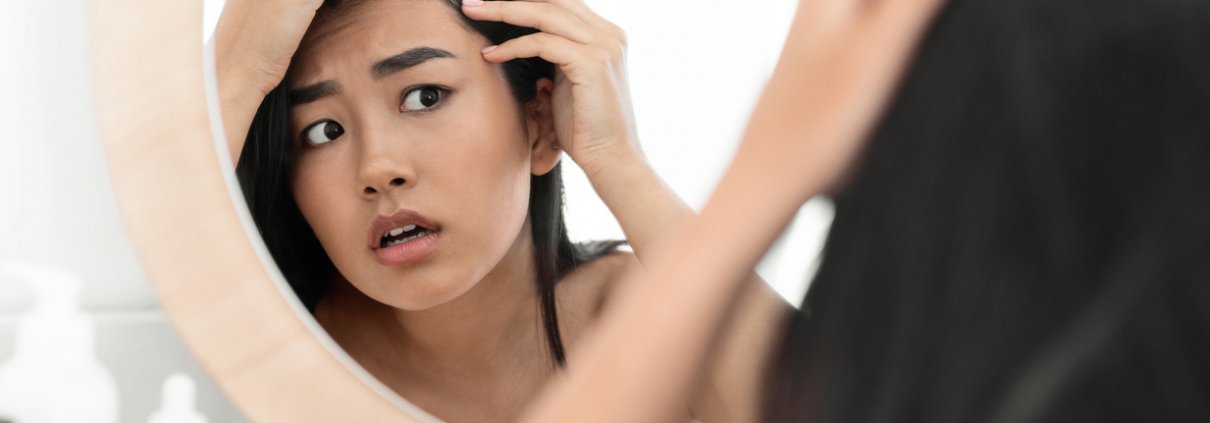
[148,373,209,423]
[0,263,119,423]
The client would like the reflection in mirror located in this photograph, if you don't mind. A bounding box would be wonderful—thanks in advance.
[204,0,821,421]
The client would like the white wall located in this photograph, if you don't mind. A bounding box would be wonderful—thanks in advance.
[1,1,244,421]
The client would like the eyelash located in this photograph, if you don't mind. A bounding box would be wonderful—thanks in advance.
[400,84,451,113]
[296,84,452,148]
[299,119,343,147]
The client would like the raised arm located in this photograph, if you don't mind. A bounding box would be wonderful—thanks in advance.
[212,0,322,165]
[518,0,947,420]
[463,2,791,420]
[463,0,685,260]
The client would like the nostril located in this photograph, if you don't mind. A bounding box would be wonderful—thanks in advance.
[364,178,403,195]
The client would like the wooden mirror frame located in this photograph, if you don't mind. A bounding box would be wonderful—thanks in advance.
[92,1,435,421]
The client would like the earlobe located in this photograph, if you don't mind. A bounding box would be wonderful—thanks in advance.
[531,138,562,176]
[529,78,560,176]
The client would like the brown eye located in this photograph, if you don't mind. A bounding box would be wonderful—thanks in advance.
[302,120,344,146]
[401,86,446,112]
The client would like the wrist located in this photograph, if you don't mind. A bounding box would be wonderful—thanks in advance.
[576,139,647,184]
[217,60,275,108]
[214,59,277,165]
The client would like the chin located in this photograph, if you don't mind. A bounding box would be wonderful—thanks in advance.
[384,290,467,311]
[361,268,481,312]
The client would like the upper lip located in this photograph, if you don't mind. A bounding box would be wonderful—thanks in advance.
[368,209,441,249]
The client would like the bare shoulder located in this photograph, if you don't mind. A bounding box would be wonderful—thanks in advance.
[554,249,640,349]
[558,249,638,317]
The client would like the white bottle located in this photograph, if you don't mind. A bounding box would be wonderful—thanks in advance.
[147,373,209,423]
[0,263,119,423]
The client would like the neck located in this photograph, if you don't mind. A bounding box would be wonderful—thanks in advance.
[393,228,548,371]
[318,223,554,381]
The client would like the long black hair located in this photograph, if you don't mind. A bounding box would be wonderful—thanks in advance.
[234,0,622,367]
[765,0,1210,420]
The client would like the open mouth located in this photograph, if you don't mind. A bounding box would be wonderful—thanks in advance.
[379,224,437,248]
[367,209,442,266]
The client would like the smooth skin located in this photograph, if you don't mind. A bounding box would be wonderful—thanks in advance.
[215,0,787,422]
[521,0,948,421]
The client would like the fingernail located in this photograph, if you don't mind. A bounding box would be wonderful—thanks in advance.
[463,0,484,7]
[481,45,498,54]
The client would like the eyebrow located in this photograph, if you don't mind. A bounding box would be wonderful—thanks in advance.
[287,47,456,108]
[288,81,341,107]
[372,47,456,80]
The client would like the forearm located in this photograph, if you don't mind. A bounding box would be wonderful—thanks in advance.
[584,144,793,423]
[692,278,793,423]
[526,158,806,422]
[215,65,269,166]
[212,0,318,166]
[580,148,693,265]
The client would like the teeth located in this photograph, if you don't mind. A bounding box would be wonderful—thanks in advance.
[383,229,432,247]
[385,224,417,238]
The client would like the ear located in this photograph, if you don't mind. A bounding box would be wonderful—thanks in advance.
[526,78,561,176]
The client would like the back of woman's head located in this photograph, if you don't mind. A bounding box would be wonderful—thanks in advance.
[765,0,1210,420]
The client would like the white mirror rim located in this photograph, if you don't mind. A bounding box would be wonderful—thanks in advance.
[92,1,434,421]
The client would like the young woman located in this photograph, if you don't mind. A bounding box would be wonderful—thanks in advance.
[215,0,788,421]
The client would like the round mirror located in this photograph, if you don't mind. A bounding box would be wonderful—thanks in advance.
[97,1,824,421]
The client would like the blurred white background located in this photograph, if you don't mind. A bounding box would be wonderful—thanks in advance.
[0,0,826,421]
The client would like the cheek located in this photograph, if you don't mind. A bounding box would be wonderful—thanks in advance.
[438,105,534,255]
[290,158,356,256]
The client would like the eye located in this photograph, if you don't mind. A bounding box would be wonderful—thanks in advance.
[301,120,345,146]
[401,86,447,112]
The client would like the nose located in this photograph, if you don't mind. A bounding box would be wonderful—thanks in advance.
[356,126,416,198]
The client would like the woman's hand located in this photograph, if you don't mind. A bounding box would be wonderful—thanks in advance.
[214,0,324,98]
[461,0,640,179]
[463,0,685,264]
[213,0,324,164]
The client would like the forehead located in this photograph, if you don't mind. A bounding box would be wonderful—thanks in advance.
[289,0,483,84]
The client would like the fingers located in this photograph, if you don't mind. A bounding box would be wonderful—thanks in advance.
[515,0,620,36]
[464,0,627,79]
[461,0,598,45]
[481,31,594,69]
[463,0,626,49]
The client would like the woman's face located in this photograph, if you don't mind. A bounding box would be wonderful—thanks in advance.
[286,0,550,310]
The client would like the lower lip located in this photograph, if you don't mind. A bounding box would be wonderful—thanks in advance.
[373,231,440,267]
